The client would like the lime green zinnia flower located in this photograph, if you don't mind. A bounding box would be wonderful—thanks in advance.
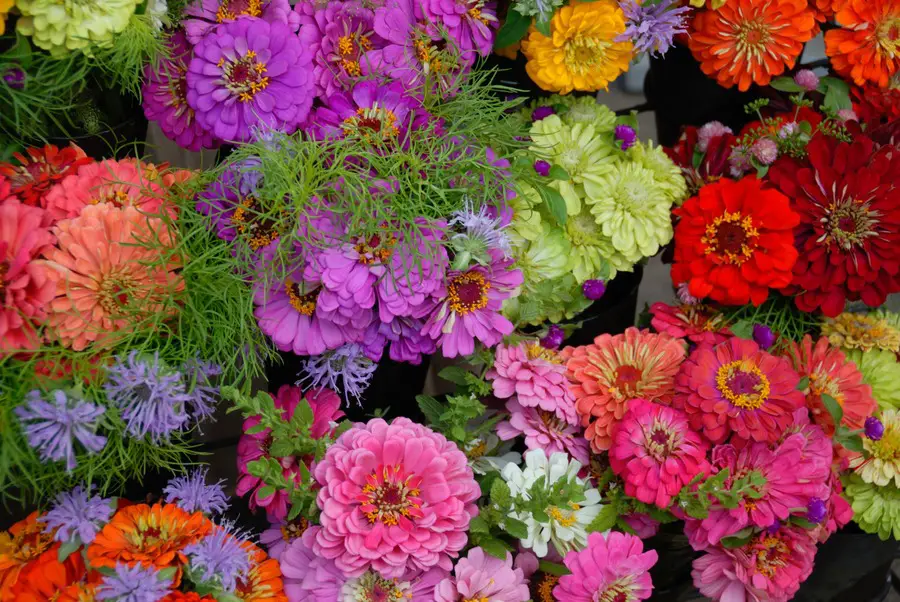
[16,0,141,56]
[583,161,674,267]
[564,205,620,282]
[850,408,900,486]
[513,221,572,285]
[627,140,688,205]
[509,183,544,243]
[556,96,617,131]
[503,274,591,326]
[846,349,900,409]
[845,474,900,541]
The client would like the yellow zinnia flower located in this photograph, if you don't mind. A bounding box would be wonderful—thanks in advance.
[822,312,900,354]
[0,0,13,35]
[521,1,633,94]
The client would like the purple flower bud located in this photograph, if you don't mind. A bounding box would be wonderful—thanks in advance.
[582,279,606,300]
[752,324,776,350]
[532,106,555,121]
[750,138,778,165]
[614,124,637,150]
[3,67,25,90]
[794,69,820,92]
[540,325,565,349]
[766,520,781,535]
[534,160,551,177]
[806,497,827,524]
[865,416,884,441]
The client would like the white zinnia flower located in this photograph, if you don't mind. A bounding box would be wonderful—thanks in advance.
[465,433,521,475]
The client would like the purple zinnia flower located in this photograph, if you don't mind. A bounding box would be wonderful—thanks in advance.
[540,324,565,349]
[533,159,551,177]
[163,467,230,515]
[300,342,378,405]
[104,351,190,443]
[750,138,778,165]
[794,69,819,92]
[43,485,113,545]
[183,0,299,45]
[185,524,252,592]
[419,0,498,57]
[376,222,449,321]
[614,124,638,150]
[142,31,219,152]
[186,17,315,143]
[362,315,437,364]
[422,250,523,358]
[3,66,26,90]
[182,357,222,424]
[617,0,690,57]
[532,105,555,121]
[752,324,776,349]
[582,279,606,300]
[865,416,885,441]
[15,390,107,472]
[449,199,512,259]
[96,563,173,602]
[807,497,827,524]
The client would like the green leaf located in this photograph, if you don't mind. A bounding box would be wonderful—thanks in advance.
[799,120,813,135]
[495,9,531,49]
[548,165,570,180]
[296,399,315,426]
[416,395,445,426]
[729,320,754,340]
[692,148,705,170]
[586,504,617,534]
[268,439,295,458]
[822,77,851,112]
[755,163,769,179]
[490,479,512,508]
[215,595,243,602]
[821,393,844,426]
[792,516,816,530]
[796,376,809,391]
[439,366,470,386]
[721,530,754,549]
[157,566,178,583]
[538,561,571,577]
[539,184,567,226]
[480,537,511,559]
[504,517,530,539]
[469,514,491,534]
[769,76,805,93]
[535,17,551,37]
[245,423,268,435]
[837,434,865,453]
[258,485,276,500]
[57,538,81,562]
[450,425,467,442]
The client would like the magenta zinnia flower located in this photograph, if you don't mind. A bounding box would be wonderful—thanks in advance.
[609,399,711,509]
[422,250,523,358]
[554,531,658,602]
[376,220,448,322]
[419,0,498,57]
[186,17,315,143]
[183,0,299,44]
[672,337,806,445]
[497,398,590,465]
[434,548,529,602]
[362,316,437,365]
[142,31,219,152]
[313,417,480,578]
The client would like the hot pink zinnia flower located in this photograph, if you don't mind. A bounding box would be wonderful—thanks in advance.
[0,198,56,356]
[313,417,480,578]
[236,385,343,521]
[434,548,529,602]
[554,531,658,602]
[609,399,712,509]
[496,399,590,464]
[487,341,578,424]
[692,526,816,602]
[649,302,731,346]
[672,337,806,445]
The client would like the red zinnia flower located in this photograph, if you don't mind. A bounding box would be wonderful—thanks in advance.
[671,177,800,306]
[0,144,91,208]
[768,135,900,316]
[852,84,900,127]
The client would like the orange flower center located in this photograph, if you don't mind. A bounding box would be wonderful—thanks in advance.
[612,364,643,395]
[753,535,789,578]
[337,33,373,77]
[702,211,759,265]
[0,521,53,564]
[716,360,770,410]
[447,272,490,315]
[168,68,189,110]
[219,50,270,103]
[533,574,560,602]
[230,197,282,250]
[342,106,400,142]
[216,0,262,22]
[735,19,772,60]
[822,199,877,251]
[280,518,308,543]
[358,465,424,526]
[285,280,318,316]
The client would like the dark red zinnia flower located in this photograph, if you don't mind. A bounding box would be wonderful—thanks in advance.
[665,126,737,196]
[852,84,900,127]
[768,135,900,316]
[0,144,92,208]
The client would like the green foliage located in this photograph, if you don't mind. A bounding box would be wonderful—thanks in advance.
[676,468,767,520]
[90,14,169,100]
[723,293,820,346]
[415,393,498,446]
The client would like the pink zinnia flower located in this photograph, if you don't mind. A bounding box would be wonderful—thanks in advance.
[672,337,806,445]
[0,198,56,356]
[554,531,658,602]
[422,250,522,358]
[376,221,448,322]
[435,548,529,602]
[313,417,480,578]
[692,526,816,602]
[497,399,590,465]
[609,399,711,509]
[488,341,578,424]
[259,517,309,561]
[649,302,731,346]
[419,0,498,57]
[236,385,343,521]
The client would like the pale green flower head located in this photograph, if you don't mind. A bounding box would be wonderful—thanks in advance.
[557,96,618,131]
[17,0,142,56]
[845,474,900,541]
[846,349,900,410]
[627,140,689,205]
[529,115,617,188]
[563,206,619,283]
[509,183,545,243]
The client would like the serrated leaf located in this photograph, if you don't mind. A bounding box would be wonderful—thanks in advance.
[296,399,315,426]
[480,537,511,559]
[439,366,470,386]
[450,425,467,442]
[821,393,844,427]
[469,514,491,534]
[796,376,809,391]
[837,434,865,453]
[586,504,617,533]
[538,561,571,576]
[416,395,445,426]
[495,8,531,49]
[548,165,570,180]
[770,76,805,93]
[269,440,295,458]
[504,517,530,539]
[535,17,551,37]
[490,479,512,508]
[245,423,268,435]
[57,539,81,562]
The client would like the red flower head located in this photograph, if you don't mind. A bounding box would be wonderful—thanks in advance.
[671,176,800,306]
[852,84,900,127]
[665,124,738,196]
[768,135,900,316]
[0,144,92,208]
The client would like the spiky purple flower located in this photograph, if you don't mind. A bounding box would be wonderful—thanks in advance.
[163,467,230,515]
[105,351,190,443]
[614,124,638,150]
[182,357,222,424]
[184,524,253,592]
[15,390,107,472]
[43,485,113,545]
[449,199,512,260]
[618,0,690,57]
[300,343,378,405]
[865,416,885,441]
[582,279,606,300]
[96,563,173,602]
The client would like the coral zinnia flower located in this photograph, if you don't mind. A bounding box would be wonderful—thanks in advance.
[87,503,212,575]
[688,0,816,90]
[825,0,900,88]
[768,135,900,316]
[521,1,633,94]
[671,176,799,306]
[9,541,86,602]
[563,327,686,452]
[0,512,56,598]
[673,337,805,445]
[43,204,183,351]
[788,336,876,438]
[0,144,91,208]
[650,302,731,346]
[232,542,287,602]
[609,399,711,509]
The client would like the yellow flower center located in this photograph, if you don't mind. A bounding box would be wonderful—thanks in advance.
[877,19,900,58]
[734,19,772,61]
[566,210,603,245]
[564,35,612,75]
[716,360,770,410]
[285,280,318,316]
[754,535,789,578]
[337,33,373,77]
[90,190,132,206]
[280,518,309,543]
[216,0,263,22]
[447,272,490,315]
[220,49,270,103]
[361,465,423,526]
[342,106,400,142]
[98,274,136,314]
[822,312,900,353]
[702,211,759,265]
[526,342,561,363]
[546,505,578,527]
[596,579,636,602]
[535,574,560,602]
[869,424,900,462]
[230,197,282,250]
[466,438,488,459]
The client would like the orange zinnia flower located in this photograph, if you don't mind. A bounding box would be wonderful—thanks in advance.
[57,583,99,602]
[0,512,57,598]
[825,0,900,88]
[9,543,87,602]
[86,503,211,578]
[688,0,817,90]
[234,543,288,602]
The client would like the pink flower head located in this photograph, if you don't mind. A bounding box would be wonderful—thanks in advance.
[419,0,498,57]
[376,220,448,322]
[435,548,529,602]
[487,341,578,424]
[183,0,300,45]
[313,417,480,578]
[422,250,522,358]
[650,302,731,346]
[750,138,778,165]
[259,517,310,561]
[622,513,661,539]
[362,315,437,365]
[496,398,590,465]
[610,399,712,509]
[0,198,56,356]
[697,121,733,153]
[692,526,816,602]
[672,337,806,445]
[236,385,342,521]
[554,531,658,602]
